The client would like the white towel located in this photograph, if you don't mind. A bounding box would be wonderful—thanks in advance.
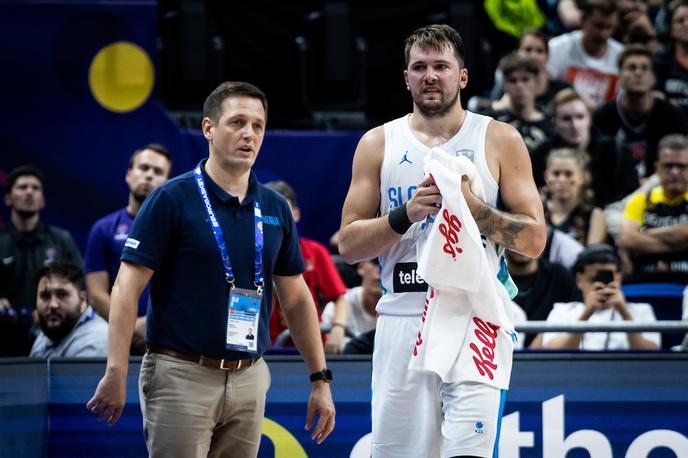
[409,148,516,388]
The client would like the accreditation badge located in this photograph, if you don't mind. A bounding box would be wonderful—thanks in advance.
[226,288,261,353]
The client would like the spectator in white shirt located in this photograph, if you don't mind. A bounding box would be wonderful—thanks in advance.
[542,244,660,350]
[322,258,380,351]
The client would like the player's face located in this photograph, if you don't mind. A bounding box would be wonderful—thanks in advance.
[503,70,537,107]
[36,276,86,342]
[545,157,585,202]
[203,96,266,172]
[126,149,171,204]
[619,55,655,94]
[518,35,547,69]
[554,100,591,147]
[5,175,44,216]
[656,148,688,198]
[404,43,467,118]
[671,6,688,44]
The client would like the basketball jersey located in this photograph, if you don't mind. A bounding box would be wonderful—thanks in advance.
[378,111,498,316]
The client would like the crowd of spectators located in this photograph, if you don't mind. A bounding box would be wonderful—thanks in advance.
[2,0,688,357]
[472,0,688,350]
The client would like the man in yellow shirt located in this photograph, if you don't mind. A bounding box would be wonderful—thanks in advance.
[618,134,688,284]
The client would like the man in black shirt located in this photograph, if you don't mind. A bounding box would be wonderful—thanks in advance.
[0,165,83,355]
[507,249,580,347]
[594,44,688,178]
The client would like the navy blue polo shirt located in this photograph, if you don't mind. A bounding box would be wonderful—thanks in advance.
[121,161,304,359]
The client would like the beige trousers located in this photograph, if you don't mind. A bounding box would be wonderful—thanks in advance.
[139,352,271,458]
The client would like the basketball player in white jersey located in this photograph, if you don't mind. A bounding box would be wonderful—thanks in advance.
[339,25,546,458]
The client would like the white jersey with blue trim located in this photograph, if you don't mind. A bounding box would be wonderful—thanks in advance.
[377,111,500,316]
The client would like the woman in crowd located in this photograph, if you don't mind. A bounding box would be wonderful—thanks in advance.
[543,148,607,246]
[654,0,688,116]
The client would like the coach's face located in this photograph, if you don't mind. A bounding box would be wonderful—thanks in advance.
[204,96,266,173]
[404,43,467,118]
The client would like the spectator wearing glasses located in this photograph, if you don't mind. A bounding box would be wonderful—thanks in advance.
[618,134,688,284]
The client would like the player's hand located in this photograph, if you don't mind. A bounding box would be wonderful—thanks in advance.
[324,326,345,354]
[406,175,442,223]
[305,381,336,444]
[460,176,481,214]
[86,370,127,426]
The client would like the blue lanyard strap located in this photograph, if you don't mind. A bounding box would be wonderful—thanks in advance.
[193,163,264,294]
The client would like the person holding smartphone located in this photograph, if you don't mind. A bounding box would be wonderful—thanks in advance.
[542,244,661,350]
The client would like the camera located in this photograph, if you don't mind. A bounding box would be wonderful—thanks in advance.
[592,269,614,285]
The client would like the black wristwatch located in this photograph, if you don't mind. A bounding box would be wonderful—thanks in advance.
[309,368,333,384]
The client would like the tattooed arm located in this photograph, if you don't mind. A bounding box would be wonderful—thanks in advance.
[461,120,546,258]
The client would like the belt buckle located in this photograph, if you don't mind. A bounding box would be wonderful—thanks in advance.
[219,359,231,370]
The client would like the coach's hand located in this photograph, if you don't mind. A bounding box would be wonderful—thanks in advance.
[305,381,336,444]
[86,369,127,426]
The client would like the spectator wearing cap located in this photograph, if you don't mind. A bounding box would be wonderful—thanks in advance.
[542,244,660,350]
[0,165,83,356]
[30,262,108,358]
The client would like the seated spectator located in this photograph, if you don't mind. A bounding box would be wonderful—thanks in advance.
[30,262,108,358]
[543,148,607,245]
[483,53,554,154]
[0,165,83,356]
[507,249,580,347]
[594,44,688,178]
[532,88,639,204]
[485,29,571,117]
[618,134,688,284]
[542,244,661,350]
[615,0,660,51]
[322,258,380,352]
[266,180,349,353]
[547,0,623,107]
[84,144,172,355]
[654,0,688,117]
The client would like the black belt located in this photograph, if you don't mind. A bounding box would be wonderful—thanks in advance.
[147,346,258,371]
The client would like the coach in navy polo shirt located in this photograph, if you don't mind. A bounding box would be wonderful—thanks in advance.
[88,81,335,457]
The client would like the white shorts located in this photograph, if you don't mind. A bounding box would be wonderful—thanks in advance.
[372,314,507,458]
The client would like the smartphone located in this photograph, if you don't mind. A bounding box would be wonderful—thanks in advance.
[592,269,615,285]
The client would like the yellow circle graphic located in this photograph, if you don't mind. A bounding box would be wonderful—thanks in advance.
[89,41,154,113]
[262,418,308,457]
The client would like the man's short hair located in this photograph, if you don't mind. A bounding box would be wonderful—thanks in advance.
[34,261,86,292]
[202,81,268,123]
[658,134,688,153]
[498,53,540,77]
[265,180,298,208]
[617,44,653,69]
[404,24,465,67]
[581,0,617,18]
[128,143,173,169]
[572,244,620,274]
[520,28,549,54]
[552,88,589,115]
[5,165,44,194]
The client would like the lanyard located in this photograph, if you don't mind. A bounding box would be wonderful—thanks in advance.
[193,163,264,296]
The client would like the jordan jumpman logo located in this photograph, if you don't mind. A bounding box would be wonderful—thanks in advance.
[399,151,412,165]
